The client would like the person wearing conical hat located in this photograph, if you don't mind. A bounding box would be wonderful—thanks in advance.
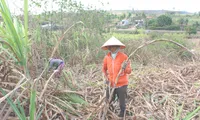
[102,36,132,118]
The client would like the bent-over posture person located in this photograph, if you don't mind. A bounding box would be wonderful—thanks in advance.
[101,36,132,118]
[48,58,65,78]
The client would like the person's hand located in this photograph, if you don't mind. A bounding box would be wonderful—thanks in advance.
[121,61,128,70]
[54,69,59,73]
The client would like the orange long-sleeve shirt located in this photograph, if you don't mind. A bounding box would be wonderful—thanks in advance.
[102,52,131,87]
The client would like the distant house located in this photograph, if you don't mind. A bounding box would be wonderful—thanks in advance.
[135,19,144,24]
[120,19,130,26]
[134,19,144,28]
[40,22,64,31]
[116,19,132,29]
[146,16,153,19]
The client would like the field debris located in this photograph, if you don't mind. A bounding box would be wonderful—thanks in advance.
[0,61,200,120]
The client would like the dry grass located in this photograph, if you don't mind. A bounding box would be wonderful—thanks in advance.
[0,48,200,120]
[80,62,200,120]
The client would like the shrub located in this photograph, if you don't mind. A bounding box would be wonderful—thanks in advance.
[185,26,197,35]
[148,25,181,30]
[157,15,172,27]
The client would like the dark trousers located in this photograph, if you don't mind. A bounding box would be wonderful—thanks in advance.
[106,85,127,113]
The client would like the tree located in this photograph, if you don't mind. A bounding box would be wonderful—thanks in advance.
[141,12,146,19]
[178,18,184,25]
[193,21,199,29]
[186,26,197,35]
[185,18,189,25]
[148,19,157,26]
[127,12,132,18]
[119,13,126,20]
[178,18,185,30]
[156,15,172,27]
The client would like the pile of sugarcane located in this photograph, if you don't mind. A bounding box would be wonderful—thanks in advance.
[79,63,200,120]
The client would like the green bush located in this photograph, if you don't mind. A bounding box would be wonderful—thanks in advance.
[105,32,149,41]
[185,26,197,35]
[148,25,181,30]
[157,15,172,27]
[148,19,157,26]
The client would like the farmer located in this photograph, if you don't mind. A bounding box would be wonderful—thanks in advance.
[101,36,132,118]
[48,58,65,78]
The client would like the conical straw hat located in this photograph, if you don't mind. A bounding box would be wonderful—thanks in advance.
[101,36,125,50]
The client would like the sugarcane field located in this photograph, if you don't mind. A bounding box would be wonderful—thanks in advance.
[0,0,200,120]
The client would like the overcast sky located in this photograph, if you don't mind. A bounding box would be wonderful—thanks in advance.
[6,0,200,15]
[77,0,200,12]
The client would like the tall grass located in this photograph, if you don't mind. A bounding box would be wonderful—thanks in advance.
[0,87,38,120]
[175,103,200,120]
[0,0,37,120]
[0,88,27,120]
[0,0,30,75]
[183,106,200,120]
